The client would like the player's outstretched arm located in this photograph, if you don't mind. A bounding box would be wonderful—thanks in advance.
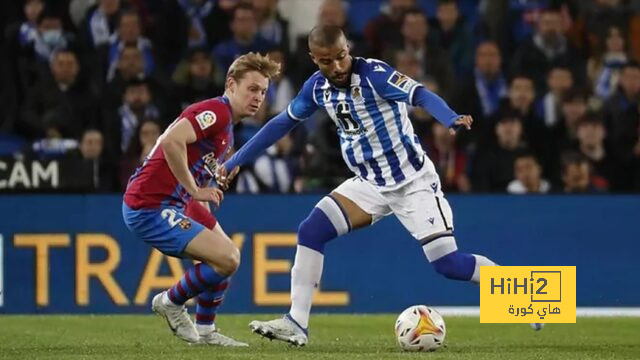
[368,60,469,132]
[217,110,298,189]
[161,118,223,205]
[412,86,463,128]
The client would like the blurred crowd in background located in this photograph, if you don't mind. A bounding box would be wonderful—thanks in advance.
[1,0,640,194]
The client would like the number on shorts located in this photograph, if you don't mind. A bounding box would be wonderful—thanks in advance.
[161,209,181,228]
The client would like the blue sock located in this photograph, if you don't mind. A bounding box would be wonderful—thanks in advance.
[431,251,476,281]
[195,278,230,326]
[297,195,350,253]
[168,263,227,305]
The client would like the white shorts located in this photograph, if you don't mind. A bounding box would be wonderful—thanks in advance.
[333,169,454,240]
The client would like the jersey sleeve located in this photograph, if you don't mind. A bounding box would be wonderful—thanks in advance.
[181,101,231,140]
[366,59,422,104]
[286,75,320,121]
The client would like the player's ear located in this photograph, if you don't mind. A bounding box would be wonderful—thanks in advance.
[225,77,236,94]
[309,52,318,65]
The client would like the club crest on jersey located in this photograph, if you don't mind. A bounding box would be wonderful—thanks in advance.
[202,152,218,176]
[387,71,415,93]
[195,110,216,130]
[352,86,362,101]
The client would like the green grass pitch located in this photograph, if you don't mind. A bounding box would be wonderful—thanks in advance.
[1,314,638,359]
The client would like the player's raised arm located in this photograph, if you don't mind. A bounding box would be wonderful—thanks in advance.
[367,60,469,131]
[160,118,223,204]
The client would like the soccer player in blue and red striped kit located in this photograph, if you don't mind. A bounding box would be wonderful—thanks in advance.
[123,53,280,345]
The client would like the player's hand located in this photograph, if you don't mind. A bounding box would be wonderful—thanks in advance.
[450,115,473,135]
[215,164,240,191]
[191,187,224,206]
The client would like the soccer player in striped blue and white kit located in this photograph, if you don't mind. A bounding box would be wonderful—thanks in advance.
[218,25,525,346]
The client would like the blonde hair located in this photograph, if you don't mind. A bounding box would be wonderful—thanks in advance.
[226,52,281,84]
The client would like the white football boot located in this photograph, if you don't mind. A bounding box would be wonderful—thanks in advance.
[151,291,199,343]
[198,327,249,347]
[249,314,308,346]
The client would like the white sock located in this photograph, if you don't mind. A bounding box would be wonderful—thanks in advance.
[289,245,324,329]
[470,254,498,284]
[196,323,215,334]
[162,291,177,306]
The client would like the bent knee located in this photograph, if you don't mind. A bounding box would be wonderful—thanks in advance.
[211,248,240,276]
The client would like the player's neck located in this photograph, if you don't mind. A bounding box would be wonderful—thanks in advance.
[222,92,244,124]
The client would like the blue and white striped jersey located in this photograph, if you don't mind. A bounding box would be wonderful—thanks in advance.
[287,57,434,189]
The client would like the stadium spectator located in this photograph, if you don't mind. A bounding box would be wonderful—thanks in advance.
[560,151,604,193]
[102,78,162,159]
[171,47,223,110]
[265,48,294,116]
[17,9,75,90]
[20,49,96,140]
[480,0,552,56]
[507,151,551,194]
[212,3,274,75]
[386,8,454,99]
[33,9,73,63]
[252,0,289,51]
[454,41,507,143]
[118,119,161,189]
[537,66,574,128]
[511,9,585,93]
[154,0,233,67]
[471,110,530,192]
[492,75,546,158]
[317,0,347,29]
[297,116,351,193]
[8,0,45,49]
[235,133,297,193]
[575,115,613,190]
[78,128,104,161]
[603,62,640,134]
[426,122,470,193]
[429,0,474,75]
[571,0,640,62]
[291,0,364,86]
[65,128,116,191]
[363,0,414,58]
[81,0,122,49]
[104,10,155,83]
[507,75,538,121]
[588,25,629,99]
[553,88,589,151]
[393,50,423,82]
